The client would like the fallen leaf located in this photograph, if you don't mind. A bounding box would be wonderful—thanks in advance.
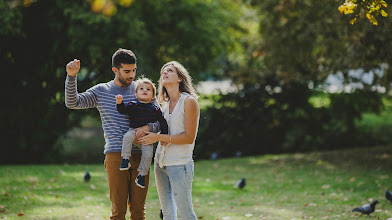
[378,175,389,179]
[322,184,330,189]
[18,213,24,216]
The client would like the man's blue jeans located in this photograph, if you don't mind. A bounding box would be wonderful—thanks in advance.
[154,161,197,220]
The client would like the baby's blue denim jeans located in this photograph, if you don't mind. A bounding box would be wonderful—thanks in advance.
[154,160,197,220]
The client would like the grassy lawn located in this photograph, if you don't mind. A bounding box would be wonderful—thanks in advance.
[1,146,392,220]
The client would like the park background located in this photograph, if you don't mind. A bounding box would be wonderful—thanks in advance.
[1,0,392,219]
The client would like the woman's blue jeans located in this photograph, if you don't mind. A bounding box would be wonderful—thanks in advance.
[154,161,197,220]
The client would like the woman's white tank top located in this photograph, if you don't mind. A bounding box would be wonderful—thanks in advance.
[154,92,199,168]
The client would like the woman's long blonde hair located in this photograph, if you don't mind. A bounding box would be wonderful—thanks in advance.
[157,61,198,104]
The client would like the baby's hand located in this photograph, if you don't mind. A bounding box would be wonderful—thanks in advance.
[115,95,123,104]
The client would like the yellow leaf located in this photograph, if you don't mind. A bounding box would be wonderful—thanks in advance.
[366,14,378,25]
[92,0,105,13]
[102,4,117,17]
[381,10,388,17]
[23,0,34,7]
[338,5,346,13]
[119,0,134,7]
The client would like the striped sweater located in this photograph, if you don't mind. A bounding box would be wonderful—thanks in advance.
[65,75,160,154]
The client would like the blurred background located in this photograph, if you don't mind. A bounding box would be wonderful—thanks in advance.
[2,0,392,164]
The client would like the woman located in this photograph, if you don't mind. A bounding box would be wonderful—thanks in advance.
[139,61,199,220]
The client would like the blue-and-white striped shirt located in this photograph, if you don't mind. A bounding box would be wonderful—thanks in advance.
[65,75,160,154]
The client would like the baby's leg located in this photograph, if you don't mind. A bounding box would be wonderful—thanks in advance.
[137,144,153,176]
[121,129,136,158]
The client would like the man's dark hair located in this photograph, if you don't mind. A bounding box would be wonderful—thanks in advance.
[112,48,137,69]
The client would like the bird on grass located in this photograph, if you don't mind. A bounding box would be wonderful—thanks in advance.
[210,152,219,160]
[84,170,91,182]
[159,209,163,219]
[352,200,379,216]
[386,190,392,203]
[235,177,246,189]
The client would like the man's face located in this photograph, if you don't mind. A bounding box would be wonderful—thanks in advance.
[114,63,137,87]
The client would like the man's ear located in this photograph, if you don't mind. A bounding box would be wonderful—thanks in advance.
[112,67,118,74]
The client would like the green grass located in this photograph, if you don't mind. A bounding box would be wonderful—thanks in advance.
[1,146,392,219]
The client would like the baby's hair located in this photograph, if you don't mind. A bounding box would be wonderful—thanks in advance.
[135,76,157,96]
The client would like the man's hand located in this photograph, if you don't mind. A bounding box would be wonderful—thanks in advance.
[66,59,80,77]
[115,95,123,104]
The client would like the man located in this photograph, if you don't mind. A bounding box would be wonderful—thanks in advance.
[65,48,159,219]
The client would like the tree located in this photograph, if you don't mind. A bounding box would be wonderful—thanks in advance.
[246,0,392,91]
[1,0,243,163]
[338,0,388,25]
[193,0,389,158]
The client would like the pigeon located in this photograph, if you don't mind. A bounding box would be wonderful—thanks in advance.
[159,209,163,219]
[84,170,91,182]
[386,190,392,202]
[235,177,246,189]
[352,200,379,216]
[210,152,219,160]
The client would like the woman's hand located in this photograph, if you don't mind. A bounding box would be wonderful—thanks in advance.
[138,131,161,146]
[134,125,149,140]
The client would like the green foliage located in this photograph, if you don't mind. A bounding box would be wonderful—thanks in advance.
[356,111,392,144]
[1,146,391,219]
[196,85,384,159]
[1,0,243,163]
[245,0,392,91]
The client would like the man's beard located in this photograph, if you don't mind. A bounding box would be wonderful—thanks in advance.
[118,75,133,86]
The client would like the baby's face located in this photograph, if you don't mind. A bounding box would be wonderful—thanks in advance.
[135,82,154,103]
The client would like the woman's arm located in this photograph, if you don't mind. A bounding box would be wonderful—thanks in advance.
[139,96,199,145]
